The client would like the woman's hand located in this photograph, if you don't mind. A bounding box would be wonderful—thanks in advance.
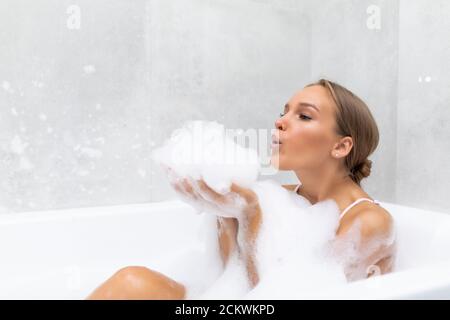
[164,166,262,287]
[165,167,258,218]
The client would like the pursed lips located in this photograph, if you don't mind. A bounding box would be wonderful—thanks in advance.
[271,133,282,148]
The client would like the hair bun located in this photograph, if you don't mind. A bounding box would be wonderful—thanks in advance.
[351,159,372,180]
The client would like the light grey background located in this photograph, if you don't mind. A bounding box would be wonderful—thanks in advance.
[0,0,448,213]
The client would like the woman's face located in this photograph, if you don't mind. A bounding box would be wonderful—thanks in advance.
[270,85,341,171]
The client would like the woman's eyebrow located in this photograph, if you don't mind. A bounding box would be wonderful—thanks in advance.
[298,102,320,112]
[284,102,320,113]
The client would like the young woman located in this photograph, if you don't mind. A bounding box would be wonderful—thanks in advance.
[87,79,396,299]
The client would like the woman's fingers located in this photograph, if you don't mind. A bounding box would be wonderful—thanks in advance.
[172,181,183,194]
[172,180,195,201]
[195,180,228,205]
[166,169,199,201]
[164,166,256,216]
[178,177,204,201]
[180,178,195,195]
[194,180,256,207]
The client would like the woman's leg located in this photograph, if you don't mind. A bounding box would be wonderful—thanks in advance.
[86,266,186,300]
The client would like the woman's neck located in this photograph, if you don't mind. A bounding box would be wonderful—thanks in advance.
[294,165,356,205]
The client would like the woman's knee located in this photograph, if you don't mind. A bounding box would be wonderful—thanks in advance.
[113,266,156,285]
[87,266,186,300]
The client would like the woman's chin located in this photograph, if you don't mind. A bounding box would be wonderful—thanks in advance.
[270,153,287,171]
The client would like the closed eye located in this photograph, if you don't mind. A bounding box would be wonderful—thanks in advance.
[279,112,312,120]
[299,114,312,120]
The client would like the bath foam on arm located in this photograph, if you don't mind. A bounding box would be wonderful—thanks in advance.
[151,120,262,298]
[245,180,348,299]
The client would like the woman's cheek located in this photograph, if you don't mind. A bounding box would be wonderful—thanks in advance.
[296,131,329,160]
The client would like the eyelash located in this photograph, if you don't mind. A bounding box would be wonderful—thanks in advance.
[279,112,312,121]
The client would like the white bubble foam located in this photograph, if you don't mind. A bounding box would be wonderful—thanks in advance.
[243,180,347,298]
[151,120,260,194]
[153,121,396,299]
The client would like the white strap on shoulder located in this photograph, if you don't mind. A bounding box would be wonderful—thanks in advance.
[293,185,380,220]
[339,198,380,220]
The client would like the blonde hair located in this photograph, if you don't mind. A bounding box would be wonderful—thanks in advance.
[306,79,379,186]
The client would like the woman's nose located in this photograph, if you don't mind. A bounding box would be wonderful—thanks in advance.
[275,117,285,130]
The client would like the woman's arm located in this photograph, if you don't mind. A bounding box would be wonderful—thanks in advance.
[217,217,238,266]
[239,203,262,288]
[218,185,292,287]
[168,172,264,287]
[217,199,263,288]
[336,207,395,281]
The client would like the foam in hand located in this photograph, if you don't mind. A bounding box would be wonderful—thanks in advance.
[151,120,260,194]
[152,121,395,299]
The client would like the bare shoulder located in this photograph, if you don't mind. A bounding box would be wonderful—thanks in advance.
[339,203,394,239]
[354,205,394,238]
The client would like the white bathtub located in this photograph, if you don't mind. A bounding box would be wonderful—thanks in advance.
[1,199,450,299]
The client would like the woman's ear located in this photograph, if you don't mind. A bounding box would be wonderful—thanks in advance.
[332,136,353,158]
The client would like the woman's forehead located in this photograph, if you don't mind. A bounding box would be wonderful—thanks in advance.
[288,85,336,114]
